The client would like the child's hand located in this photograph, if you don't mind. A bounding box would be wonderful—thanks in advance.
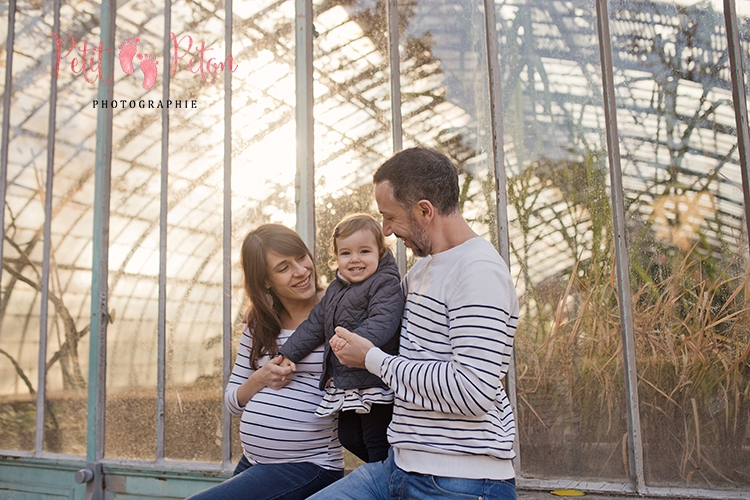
[330,327,373,369]
[278,355,296,373]
[330,332,349,352]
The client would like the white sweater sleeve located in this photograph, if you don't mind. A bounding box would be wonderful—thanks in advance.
[224,327,255,416]
[367,260,518,417]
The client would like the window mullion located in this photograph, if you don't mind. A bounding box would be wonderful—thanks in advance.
[385,0,407,275]
[86,0,116,465]
[595,0,645,492]
[723,0,750,244]
[155,0,173,465]
[0,0,16,317]
[222,0,234,469]
[35,0,62,456]
[295,0,315,248]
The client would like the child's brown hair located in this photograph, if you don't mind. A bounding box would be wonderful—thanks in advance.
[331,213,389,261]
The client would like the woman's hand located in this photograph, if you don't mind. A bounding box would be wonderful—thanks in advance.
[235,355,296,406]
[258,355,296,390]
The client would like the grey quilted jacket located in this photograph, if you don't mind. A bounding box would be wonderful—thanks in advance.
[279,251,404,390]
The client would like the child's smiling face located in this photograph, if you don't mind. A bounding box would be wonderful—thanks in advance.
[336,228,380,284]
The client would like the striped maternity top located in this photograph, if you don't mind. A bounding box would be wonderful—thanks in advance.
[225,328,344,470]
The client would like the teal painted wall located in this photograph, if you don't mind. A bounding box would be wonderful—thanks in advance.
[0,457,227,499]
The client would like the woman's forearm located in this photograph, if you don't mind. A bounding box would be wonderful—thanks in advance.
[235,370,266,407]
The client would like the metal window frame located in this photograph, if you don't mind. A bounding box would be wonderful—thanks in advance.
[222,0,235,471]
[510,0,750,498]
[34,0,62,456]
[595,0,645,491]
[386,0,408,274]
[86,0,116,466]
[482,0,520,474]
[156,0,172,465]
[296,0,315,249]
[480,0,750,498]
[725,0,750,240]
[154,0,234,470]
[0,0,16,320]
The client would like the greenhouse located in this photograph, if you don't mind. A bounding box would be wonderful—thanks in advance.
[0,0,749,498]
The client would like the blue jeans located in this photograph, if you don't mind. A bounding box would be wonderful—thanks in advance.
[186,455,343,500]
[307,450,516,499]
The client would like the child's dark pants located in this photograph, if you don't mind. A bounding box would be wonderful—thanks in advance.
[338,402,393,463]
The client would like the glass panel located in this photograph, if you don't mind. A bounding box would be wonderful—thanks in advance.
[228,0,298,464]
[312,0,393,281]
[214,0,302,463]
[610,0,750,490]
[163,0,226,464]
[228,0,301,463]
[399,0,498,257]
[495,0,628,481]
[231,0,298,230]
[42,0,101,455]
[739,16,750,488]
[0,0,52,452]
[104,0,166,460]
[309,2,392,470]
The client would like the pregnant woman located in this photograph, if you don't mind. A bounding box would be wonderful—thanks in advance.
[188,224,343,500]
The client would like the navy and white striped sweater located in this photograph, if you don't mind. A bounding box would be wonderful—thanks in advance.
[365,236,519,480]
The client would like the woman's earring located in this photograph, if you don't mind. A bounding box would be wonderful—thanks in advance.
[265,289,274,307]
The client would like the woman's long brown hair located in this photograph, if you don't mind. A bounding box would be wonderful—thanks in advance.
[240,224,321,369]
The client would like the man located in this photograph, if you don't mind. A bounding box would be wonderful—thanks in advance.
[311,147,519,499]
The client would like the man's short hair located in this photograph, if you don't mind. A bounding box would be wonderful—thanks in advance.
[373,147,460,215]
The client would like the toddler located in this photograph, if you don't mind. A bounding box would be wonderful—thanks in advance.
[279,213,403,463]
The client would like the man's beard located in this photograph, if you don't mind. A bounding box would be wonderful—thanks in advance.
[405,213,431,257]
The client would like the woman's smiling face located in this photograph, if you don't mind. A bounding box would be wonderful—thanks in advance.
[265,250,317,305]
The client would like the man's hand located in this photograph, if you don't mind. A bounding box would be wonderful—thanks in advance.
[330,326,374,369]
